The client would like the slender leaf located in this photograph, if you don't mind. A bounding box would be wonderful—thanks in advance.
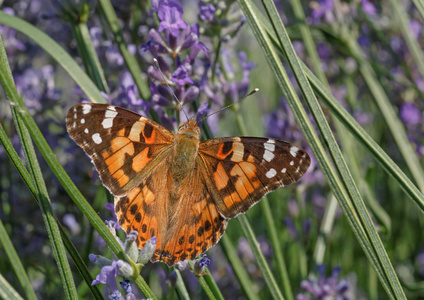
[98,0,150,100]
[10,104,78,299]
[73,22,110,93]
[0,274,24,300]
[0,219,36,300]
[238,0,397,297]
[260,1,406,298]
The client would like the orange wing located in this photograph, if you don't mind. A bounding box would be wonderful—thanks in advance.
[66,104,174,196]
[198,137,311,218]
[114,154,227,266]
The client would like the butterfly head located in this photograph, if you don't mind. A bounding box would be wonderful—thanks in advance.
[177,119,200,139]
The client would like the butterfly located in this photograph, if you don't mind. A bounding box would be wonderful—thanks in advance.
[66,103,311,266]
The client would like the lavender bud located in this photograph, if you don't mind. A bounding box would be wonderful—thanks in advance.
[137,236,157,265]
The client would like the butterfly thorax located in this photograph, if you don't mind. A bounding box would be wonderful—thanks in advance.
[169,120,200,183]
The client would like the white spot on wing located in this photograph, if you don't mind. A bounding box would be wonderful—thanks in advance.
[84,128,89,134]
[105,110,118,118]
[92,133,102,144]
[281,168,287,173]
[102,118,113,129]
[264,142,275,152]
[267,139,275,144]
[290,161,294,166]
[266,168,277,178]
[264,150,275,162]
[82,104,91,114]
[81,118,85,124]
[107,105,116,111]
[290,146,299,157]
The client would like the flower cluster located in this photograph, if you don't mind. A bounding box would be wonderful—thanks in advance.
[297,266,351,300]
[90,221,157,298]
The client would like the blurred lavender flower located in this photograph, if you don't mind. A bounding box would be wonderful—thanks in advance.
[14,65,61,113]
[90,27,125,68]
[63,214,81,236]
[417,251,424,276]
[399,102,424,156]
[310,0,335,24]
[360,0,377,16]
[400,102,422,127]
[297,266,350,300]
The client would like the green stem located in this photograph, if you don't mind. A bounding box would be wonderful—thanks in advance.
[10,104,78,299]
[98,0,150,100]
[239,215,285,300]
[73,22,110,93]
[198,277,217,300]
[0,219,37,300]
[220,235,258,300]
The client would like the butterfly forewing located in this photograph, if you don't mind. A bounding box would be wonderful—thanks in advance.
[198,137,310,218]
[66,103,174,196]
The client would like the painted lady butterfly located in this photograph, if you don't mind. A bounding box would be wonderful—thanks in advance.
[66,103,310,266]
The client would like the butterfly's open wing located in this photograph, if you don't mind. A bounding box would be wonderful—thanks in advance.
[198,137,311,218]
[115,156,227,266]
[66,103,174,196]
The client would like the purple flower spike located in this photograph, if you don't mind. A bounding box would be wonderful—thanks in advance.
[297,266,351,299]
[400,102,422,127]
[311,0,335,24]
[158,0,188,37]
[191,254,210,276]
[200,4,216,22]
[361,0,377,16]
[119,279,132,294]
[171,63,194,85]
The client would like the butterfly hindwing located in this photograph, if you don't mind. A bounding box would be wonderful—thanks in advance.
[198,137,311,218]
[66,103,174,196]
[115,156,227,266]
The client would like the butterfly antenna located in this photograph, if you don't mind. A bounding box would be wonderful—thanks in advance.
[153,58,189,121]
[198,88,259,124]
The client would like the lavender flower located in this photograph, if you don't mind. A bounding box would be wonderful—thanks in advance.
[190,254,210,276]
[310,0,335,24]
[399,102,424,156]
[360,0,377,16]
[120,280,136,300]
[417,251,424,276]
[297,266,350,300]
